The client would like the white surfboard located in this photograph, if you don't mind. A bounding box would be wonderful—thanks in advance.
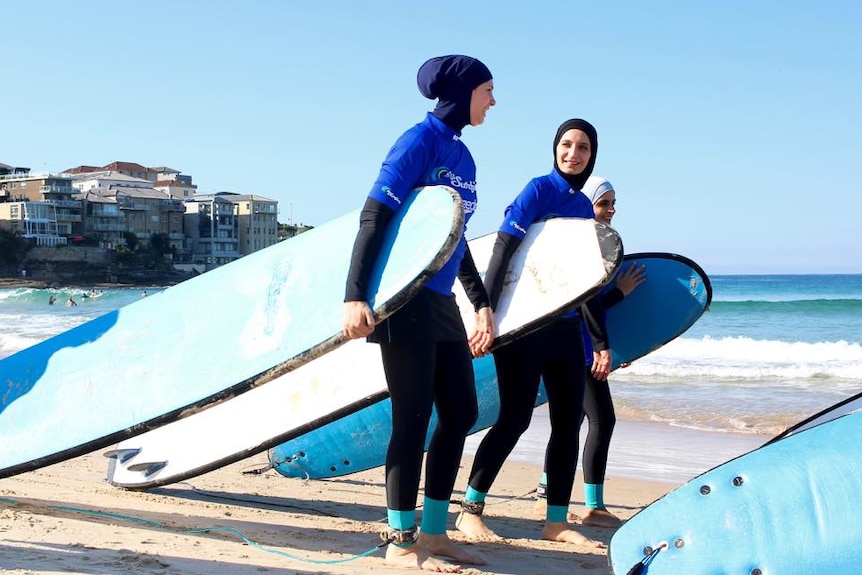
[106,218,622,488]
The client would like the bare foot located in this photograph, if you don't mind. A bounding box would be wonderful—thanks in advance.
[541,521,606,548]
[580,507,622,528]
[418,532,486,565]
[455,511,503,541]
[385,543,461,572]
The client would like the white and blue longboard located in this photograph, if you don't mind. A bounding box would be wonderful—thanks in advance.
[609,396,862,574]
[106,218,622,488]
[1,186,464,479]
[268,252,711,480]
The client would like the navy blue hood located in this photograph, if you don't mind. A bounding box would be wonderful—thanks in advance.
[417,55,492,132]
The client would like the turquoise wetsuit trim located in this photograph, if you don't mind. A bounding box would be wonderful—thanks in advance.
[584,483,602,509]
[465,485,487,503]
[387,509,415,531]
[547,504,568,523]
[420,497,450,535]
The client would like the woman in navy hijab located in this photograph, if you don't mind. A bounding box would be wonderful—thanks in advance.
[343,54,495,572]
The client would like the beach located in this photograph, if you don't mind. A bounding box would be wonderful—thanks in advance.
[1,274,859,574]
[0,419,762,575]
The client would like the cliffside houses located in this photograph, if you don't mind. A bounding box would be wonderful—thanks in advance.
[0,161,284,269]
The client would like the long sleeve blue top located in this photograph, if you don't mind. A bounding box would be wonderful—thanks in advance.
[498,169,595,239]
[368,113,479,296]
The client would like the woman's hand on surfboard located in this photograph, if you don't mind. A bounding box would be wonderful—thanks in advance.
[616,263,646,296]
[343,301,376,339]
[469,306,495,357]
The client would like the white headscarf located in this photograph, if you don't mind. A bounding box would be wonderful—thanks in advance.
[581,176,614,205]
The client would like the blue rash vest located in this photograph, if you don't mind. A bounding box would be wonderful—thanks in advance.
[499,169,594,239]
[498,169,595,319]
[368,112,478,296]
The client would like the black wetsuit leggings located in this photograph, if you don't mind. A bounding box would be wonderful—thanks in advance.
[380,339,478,510]
[581,368,616,485]
[468,319,586,507]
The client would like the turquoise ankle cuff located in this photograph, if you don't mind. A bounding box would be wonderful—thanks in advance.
[584,483,603,509]
[387,509,415,531]
[465,485,487,503]
[420,497,449,536]
[547,504,568,523]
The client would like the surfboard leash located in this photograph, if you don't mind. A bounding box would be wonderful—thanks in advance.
[624,541,667,575]
[243,453,310,480]
[0,496,392,566]
[449,487,538,510]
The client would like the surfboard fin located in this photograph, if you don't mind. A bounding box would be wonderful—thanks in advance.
[126,461,168,477]
[102,448,141,464]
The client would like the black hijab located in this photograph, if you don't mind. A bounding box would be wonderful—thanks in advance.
[552,118,598,190]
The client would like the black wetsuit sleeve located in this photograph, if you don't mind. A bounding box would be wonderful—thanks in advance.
[344,197,395,302]
[483,232,522,311]
[582,296,610,353]
[600,286,625,309]
[457,246,491,312]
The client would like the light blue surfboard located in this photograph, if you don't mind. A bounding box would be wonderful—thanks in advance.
[0,186,463,479]
[609,402,862,575]
[266,252,707,480]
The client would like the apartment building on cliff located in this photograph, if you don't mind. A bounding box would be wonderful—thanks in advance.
[0,161,286,267]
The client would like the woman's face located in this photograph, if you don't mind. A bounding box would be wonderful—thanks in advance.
[593,190,616,225]
[469,80,496,126]
[555,129,592,175]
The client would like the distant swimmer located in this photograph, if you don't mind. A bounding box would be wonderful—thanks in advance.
[66,297,77,307]
[48,295,56,306]
[141,290,148,297]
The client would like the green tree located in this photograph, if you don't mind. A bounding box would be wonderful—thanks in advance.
[148,233,172,268]
[149,232,171,255]
[123,231,139,252]
[0,229,32,266]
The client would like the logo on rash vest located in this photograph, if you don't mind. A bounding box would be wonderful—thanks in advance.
[431,167,477,193]
[461,198,477,215]
[508,220,527,235]
[381,186,401,205]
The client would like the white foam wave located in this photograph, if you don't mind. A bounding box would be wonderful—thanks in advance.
[617,336,862,381]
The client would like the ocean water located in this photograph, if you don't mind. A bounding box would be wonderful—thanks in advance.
[0,286,162,359]
[611,274,862,436]
[2,275,861,483]
[2,276,861,434]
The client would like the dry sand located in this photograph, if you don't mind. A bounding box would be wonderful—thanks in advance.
[0,449,675,575]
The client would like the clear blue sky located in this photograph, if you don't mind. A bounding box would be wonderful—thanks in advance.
[3,1,860,274]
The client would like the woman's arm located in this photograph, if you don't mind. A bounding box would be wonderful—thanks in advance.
[343,197,395,338]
